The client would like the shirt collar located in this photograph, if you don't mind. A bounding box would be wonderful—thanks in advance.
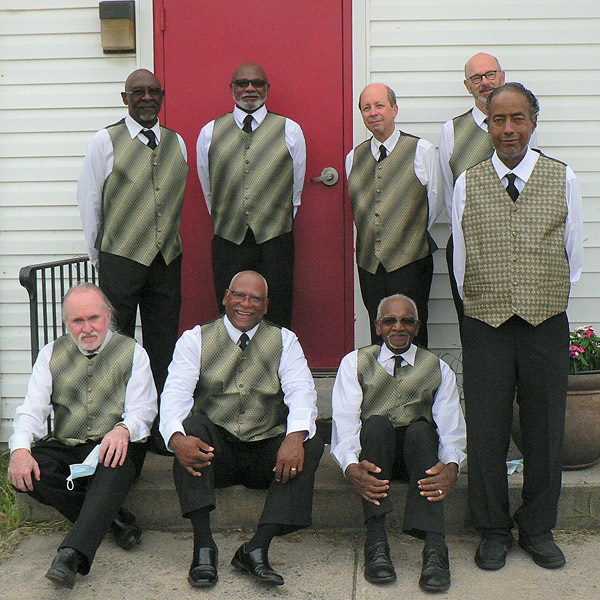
[370,128,400,158]
[491,146,539,183]
[223,314,260,343]
[74,329,114,356]
[378,342,417,366]
[125,115,161,142]
[471,106,488,130]
[233,104,268,129]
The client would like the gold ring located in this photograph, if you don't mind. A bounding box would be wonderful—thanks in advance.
[290,467,297,471]
[438,489,443,496]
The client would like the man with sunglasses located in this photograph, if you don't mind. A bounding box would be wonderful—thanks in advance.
[331,294,466,592]
[197,62,306,329]
[77,69,188,454]
[160,270,323,589]
[439,53,506,325]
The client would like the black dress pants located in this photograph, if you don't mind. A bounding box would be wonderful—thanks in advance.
[359,415,445,539]
[445,235,464,328]
[211,230,294,329]
[98,251,182,395]
[25,439,146,572]
[358,254,433,347]
[462,313,568,537]
[173,414,324,532]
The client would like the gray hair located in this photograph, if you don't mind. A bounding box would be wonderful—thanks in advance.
[488,82,539,120]
[376,294,419,320]
[62,282,114,330]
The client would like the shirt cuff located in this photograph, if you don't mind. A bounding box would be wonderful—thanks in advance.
[286,420,315,440]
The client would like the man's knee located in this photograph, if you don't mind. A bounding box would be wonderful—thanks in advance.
[361,414,395,440]
[404,420,438,456]
[303,435,325,469]
[182,413,214,440]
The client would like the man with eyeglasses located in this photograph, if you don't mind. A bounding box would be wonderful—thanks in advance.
[347,84,442,347]
[331,293,465,592]
[77,69,188,454]
[197,62,306,329]
[160,270,323,589]
[439,53,506,325]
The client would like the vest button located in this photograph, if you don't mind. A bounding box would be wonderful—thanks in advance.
[375,212,380,217]
[245,160,250,164]
[238,384,244,388]
[376,189,381,193]
[157,212,162,217]
[155,187,160,191]
[245,211,251,216]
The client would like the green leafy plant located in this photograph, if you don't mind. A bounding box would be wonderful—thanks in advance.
[569,326,600,374]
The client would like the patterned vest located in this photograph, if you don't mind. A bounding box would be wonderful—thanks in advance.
[357,345,441,427]
[101,120,189,266]
[209,112,294,245]
[462,153,570,327]
[448,110,494,183]
[48,332,136,446]
[348,133,433,274]
[193,318,287,442]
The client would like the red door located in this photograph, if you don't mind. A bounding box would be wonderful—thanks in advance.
[154,0,353,368]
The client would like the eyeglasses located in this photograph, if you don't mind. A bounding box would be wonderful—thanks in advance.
[378,316,419,327]
[232,79,268,89]
[124,87,164,99]
[466,70,501,85]
[228,290,267,305]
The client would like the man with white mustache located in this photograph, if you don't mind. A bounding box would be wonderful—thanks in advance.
[8,283,157,589]
[196,63,307,329]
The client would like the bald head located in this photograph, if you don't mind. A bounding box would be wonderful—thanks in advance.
[231,63,270,112]
[121,69,164,127]
[224,271,269,331]
[463,53,505,113]
[358,83,398,142]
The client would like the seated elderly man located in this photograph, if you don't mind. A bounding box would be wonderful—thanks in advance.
[331,294,466,593]
[160,270,324,589]
[8,283,157,589]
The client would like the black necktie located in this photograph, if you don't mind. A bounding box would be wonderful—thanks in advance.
[141,129,157,149]
[378,145,387,162]
[242,115,253,133]
[238,333,249,350]
[394,355,403,377]
[85,353,96,360]
[506,173,519,202]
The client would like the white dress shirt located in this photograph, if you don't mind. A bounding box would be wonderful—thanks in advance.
[331,343,466,474]
[345,128,443,231]
[196,105,307,218]
[9,330,158,452]
[452,147,583,298]
[439,106,540,227]
[160,315,318,449]
[77,115,188,268]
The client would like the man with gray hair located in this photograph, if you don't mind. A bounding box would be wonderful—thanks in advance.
[8,283,157,589]
[347,83,442,346]
[331,294,466,592]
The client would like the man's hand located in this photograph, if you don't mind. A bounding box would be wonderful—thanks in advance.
[345,460,389,506]
[8,448,41,492]
[170,432,214,477]
[418,461,458,501]
[100,425,130,468]
[274,431,307,483]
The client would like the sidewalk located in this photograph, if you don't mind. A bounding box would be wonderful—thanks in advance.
[1,528,599,599]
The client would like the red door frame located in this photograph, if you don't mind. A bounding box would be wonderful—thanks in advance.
[152,0,355,368]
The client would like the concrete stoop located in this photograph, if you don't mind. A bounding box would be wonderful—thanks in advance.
[16,450,600,533]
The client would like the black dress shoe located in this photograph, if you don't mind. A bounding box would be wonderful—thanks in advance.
[111,508,142,550]
[475,534,512,570]
[364,541,396,584]
[518,533,566,569]
[188,546,218,587]
[45,547,83,589]
[419,545,451,593]
[231,543,284,585]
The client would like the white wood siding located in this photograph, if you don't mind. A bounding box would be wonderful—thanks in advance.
[352,1,600,370]
[0,2,139,442]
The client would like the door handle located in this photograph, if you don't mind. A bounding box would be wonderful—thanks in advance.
[311,167,339,186]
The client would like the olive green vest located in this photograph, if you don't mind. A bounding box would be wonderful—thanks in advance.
[357,345,441,427]
[101,120,189,266]
[48,332,136,446]
[209,112,294,245]
[348,133,433,274]
[448,110,493,183]
[193,318,287,442]
[462,153,570,327]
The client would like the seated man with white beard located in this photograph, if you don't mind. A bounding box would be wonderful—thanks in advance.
[8,283,157,589]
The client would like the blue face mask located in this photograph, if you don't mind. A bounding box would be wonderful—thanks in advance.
[66,444,101,490]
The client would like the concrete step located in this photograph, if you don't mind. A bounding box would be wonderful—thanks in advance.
[16,450,600,533]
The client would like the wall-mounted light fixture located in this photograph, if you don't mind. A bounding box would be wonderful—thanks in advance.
[99,1,136,54]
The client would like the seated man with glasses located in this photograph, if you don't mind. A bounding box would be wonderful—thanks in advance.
[160,270,324,590]
[196,62,307,329]
[331,294,466,593]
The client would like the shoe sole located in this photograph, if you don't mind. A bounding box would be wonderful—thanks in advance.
[420,581,451,593]
[364,572,397,584]
[518,540,566,569]
[230,558,284,585]
[118,527,142,551]
[474,556,506,570]
[45,571,75,589]
[188,574,218,588]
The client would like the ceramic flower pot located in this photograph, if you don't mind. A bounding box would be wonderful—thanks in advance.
[511,370,600,470]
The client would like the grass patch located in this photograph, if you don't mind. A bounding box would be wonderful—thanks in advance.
[0,450,23,538]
